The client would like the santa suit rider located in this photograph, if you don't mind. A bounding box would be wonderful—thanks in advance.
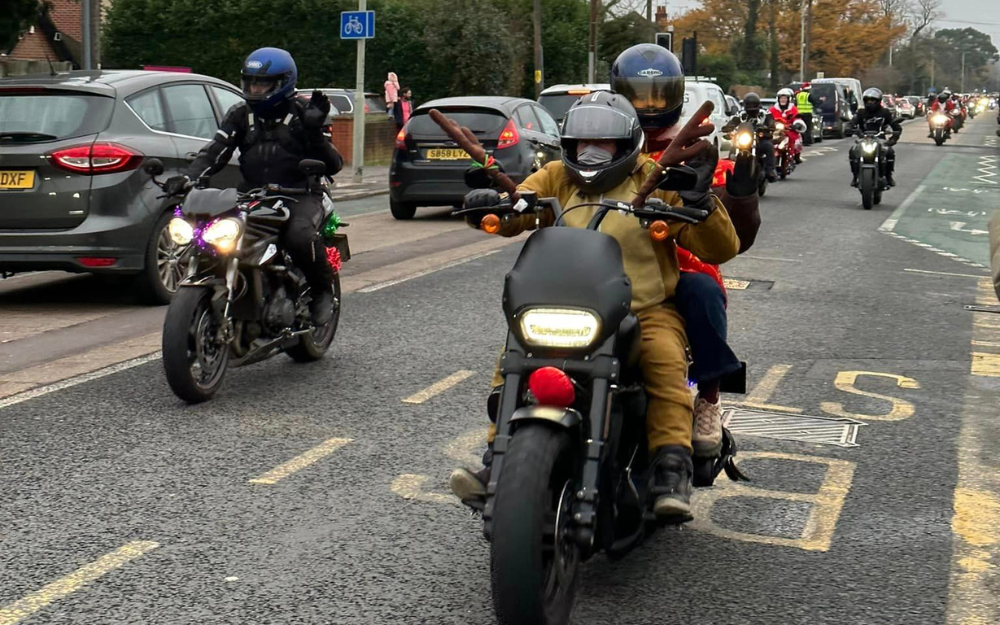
[769,87,803,163]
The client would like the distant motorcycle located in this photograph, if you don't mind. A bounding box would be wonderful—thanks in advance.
[727,121,768,196]
[930,112,952,146]
[144,158,350,403]
[773,119,806,179]
[852,130,891,210]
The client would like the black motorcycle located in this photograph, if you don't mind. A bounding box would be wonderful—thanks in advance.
[453,174,747,625]
[850,129,891,210]
[727,119,768,197]
[144,158,350,403]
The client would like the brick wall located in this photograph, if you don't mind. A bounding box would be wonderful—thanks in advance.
[48,0,82,40]
[7,31,58,61]
[329,117,398,165]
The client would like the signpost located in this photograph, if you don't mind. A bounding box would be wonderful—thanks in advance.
[341,6,375,183]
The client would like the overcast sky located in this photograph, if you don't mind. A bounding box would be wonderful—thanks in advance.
[667,0,1000,49]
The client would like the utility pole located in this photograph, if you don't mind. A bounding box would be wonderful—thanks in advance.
[352,0,367,184]
[82,0,91,70]
[799,0,810,82]
[534,0,543,98]
[647,0,652,21]
[960,51,966,93]
[588,0,599,83]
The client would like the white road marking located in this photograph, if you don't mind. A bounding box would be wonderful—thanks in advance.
[357,249,503,293]
[402,370,475,404]
[903,268,989,279]
[879,184,925,232]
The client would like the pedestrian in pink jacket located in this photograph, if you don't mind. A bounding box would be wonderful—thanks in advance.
[385,72,400,120]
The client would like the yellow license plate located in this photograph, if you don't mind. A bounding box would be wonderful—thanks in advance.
[0,170,35,190]
[426,148,470,160]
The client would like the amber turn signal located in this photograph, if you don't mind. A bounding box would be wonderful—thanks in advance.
[649,220,669,241]
[481,213,501,234]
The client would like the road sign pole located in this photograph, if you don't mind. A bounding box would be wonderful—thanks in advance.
[352,0,367,184]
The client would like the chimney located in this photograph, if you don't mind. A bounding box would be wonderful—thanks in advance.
[655,5,669,30]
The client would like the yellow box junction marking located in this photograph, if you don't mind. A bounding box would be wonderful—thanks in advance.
[0,541,159,625]
[731,364,804,413]
[819,371,920,421]
[689,452,855,552]
[402,370,475,404]
[947,279,1000,625]
[249,437,353,485]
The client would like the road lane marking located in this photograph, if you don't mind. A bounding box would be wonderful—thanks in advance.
[248,438,353,485]
[0,351,160,410]
[879,184,925,232]
[971,353,1000,377]
[903,268,989,279]
[819,371,920,421]
[358,250,502,293]
[689,452,855,552]
[0,541,159,625]
[402,370,475,404]
[730,364,803,413]
[391,474,459,506]
[948,278,1000,625]
[738,255,803,263]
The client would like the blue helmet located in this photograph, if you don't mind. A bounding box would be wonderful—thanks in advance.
[241,47,298,116]
[610,44,685,130]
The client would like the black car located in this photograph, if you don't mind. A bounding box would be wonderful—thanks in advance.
[388,96,561,220]
[0,70,244,303]
[810,80,852,138]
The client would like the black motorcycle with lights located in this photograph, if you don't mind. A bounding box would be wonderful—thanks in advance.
[143,158,350,404]
[454,178,747,625]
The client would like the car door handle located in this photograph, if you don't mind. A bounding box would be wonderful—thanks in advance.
[185,152,199,162]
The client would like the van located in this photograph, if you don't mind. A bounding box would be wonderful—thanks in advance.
[681,78,737,151]
[810,80,853,138]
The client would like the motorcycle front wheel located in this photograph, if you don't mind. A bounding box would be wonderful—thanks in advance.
[934,129,945,146]
[860,169,876,210]
[778,153,788,179]
[491,423,579,625]
[162,287,229,403]
[287,273,342,362]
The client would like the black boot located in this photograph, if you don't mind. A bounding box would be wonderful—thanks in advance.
[651,445,693,523]
[310,288,336,326]
[886,173,896,187]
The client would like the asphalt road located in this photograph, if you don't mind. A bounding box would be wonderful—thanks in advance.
[1,113,998,625]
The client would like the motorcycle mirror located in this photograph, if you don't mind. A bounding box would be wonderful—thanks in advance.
[299,159,326,177]
[143,158,165,177]
[657,165,699,192]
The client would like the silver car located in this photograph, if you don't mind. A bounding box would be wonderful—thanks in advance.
[0,70,244,303]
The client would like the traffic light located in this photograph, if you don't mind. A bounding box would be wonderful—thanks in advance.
[681,35,697,76]
[655,32,672,53]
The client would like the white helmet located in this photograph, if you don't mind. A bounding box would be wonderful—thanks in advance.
[776,87,795,110]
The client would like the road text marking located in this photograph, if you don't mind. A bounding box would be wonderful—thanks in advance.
[0,541,159,625]
[402,370,475,404]
[731,364,803,413]
[249,438,353,485]
[820,371,920,421]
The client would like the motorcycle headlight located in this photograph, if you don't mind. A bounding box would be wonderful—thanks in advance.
[933,114,949,125]
[519,308,601,349]
[736,131,754,149]
[775,122,786,131]
[862,141,877,154]
[168,218,194,245]
[202,217,243,254]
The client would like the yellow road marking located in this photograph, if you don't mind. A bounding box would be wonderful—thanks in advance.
[730,364,802,413]
[947,279,1000,625]
[390,474,459,506]
[0,541,159,625]
[820,371,920,421]
[248,437,353,485]
[723,278,750,290]
[402,370,475,404]
[689,452,855,552]
[444,428,490,467]
[972,340,1000,348]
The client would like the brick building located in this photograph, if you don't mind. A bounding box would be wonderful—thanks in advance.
[3,0,105,68]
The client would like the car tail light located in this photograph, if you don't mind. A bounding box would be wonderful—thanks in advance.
[395,127,407,150]
[528,367,575,407]
[77,257,117,267]
[49,143,144,175]
[497,119,519,149]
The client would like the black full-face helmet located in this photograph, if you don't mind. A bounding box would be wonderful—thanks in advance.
[560,91,645,195]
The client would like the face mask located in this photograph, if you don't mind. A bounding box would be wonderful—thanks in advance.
[865,101,880,113]
[577,144,615,166]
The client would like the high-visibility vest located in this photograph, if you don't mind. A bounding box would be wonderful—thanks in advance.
[797,90,813,114]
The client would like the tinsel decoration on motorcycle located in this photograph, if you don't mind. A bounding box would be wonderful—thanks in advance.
[322,210,344,272]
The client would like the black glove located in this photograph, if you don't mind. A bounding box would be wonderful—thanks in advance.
[463,160,505,190]
[303,90,331,130]
[164,175,190,196]
[678,144,719,208]
[462,188,501,228]
[726,151,759,198]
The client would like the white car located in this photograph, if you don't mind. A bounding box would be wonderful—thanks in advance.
[680,78,737,152]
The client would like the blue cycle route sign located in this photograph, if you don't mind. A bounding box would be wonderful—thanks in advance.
[340,11,375,39]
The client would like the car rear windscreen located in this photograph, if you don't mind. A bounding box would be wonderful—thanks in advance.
[538,94,585,122]
[812,83,837,110]
[0,91,114,142]
[407,108,508,137]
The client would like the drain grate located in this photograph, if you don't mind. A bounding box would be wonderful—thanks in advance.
[723,408,864,447]
[723,278,751,290]
[725,277,775,291]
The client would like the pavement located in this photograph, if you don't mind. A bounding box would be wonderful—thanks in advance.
[0,113,999,624]
[329,165,390,201]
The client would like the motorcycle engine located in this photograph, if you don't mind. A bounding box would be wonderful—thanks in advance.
[263,286,296,331]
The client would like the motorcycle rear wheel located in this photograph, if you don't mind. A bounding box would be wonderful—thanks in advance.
[162,287,228,403]
[491,423,579,625]
[286,274,342,362]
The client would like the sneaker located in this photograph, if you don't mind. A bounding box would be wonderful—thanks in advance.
[450,465,489,503]
[692,395,724,457]
[310,289,336,326]
[651,445,693,522]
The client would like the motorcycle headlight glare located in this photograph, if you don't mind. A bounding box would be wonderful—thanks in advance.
[202,218,243,253]
[862,141,877,154]
[519,308,601,349]
[168,218,194,245]
[933,114,949,125]
[736,131,754,149]
[775,122,786,131]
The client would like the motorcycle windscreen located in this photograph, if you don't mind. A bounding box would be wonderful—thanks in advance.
[181,188,240,218]
[503,227,631,348]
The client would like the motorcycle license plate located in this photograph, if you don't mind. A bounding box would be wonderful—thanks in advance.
[425,148,470,160]
[0,170,35,190]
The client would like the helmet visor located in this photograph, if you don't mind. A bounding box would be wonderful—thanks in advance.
[613,74,684,117]
[561,105,637,140]
[242,75,282,101]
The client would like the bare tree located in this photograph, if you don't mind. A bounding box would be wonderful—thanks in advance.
[878,0,911,21]
[907,0,940,40]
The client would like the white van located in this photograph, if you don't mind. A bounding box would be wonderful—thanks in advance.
[680,77,738,151]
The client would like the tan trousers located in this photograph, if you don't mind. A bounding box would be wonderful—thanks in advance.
[486,304,693,453]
